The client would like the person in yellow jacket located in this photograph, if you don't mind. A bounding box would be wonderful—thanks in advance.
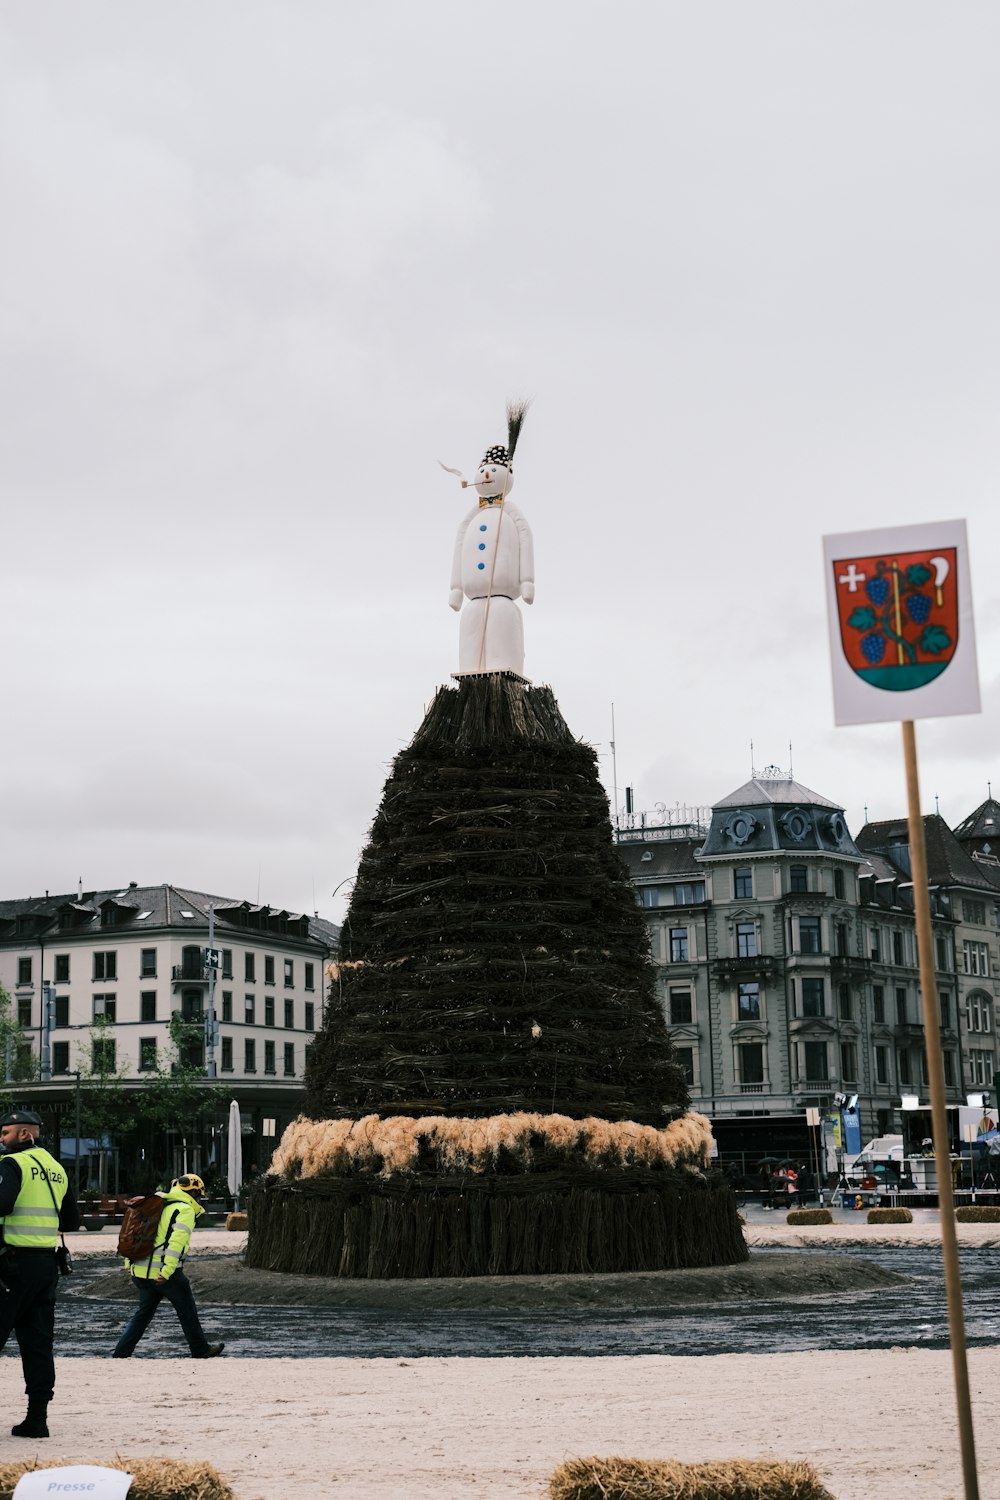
[112,1174,224,1360]
[0,1107,81,1440]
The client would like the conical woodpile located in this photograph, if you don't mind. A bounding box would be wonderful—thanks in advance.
[247,676,745,1277]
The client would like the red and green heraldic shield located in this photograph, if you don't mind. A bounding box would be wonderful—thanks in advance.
[832,547,959,692]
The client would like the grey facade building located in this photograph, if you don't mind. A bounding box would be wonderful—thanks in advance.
[619,773,998,1159]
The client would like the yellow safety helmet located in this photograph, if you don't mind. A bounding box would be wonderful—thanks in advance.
[172,1173,206,1199]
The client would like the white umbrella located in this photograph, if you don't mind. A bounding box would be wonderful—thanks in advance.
[227,1099,243,1212]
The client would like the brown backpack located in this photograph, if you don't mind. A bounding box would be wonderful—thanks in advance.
[117,1193,173,1263]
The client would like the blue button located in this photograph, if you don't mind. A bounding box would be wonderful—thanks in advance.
[478,543,486,550]
[479,524,487,531]
[477,563,485,570]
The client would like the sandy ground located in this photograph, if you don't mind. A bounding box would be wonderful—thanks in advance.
[19,1216,993,1500]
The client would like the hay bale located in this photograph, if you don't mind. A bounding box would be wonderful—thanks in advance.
[955,1205,1000,1223]
[226,1212,248,1231]
[548,1455,836,1499]
[866,1207,912,1224]
[785,1209,832,1226]
[0,1458,234,1499]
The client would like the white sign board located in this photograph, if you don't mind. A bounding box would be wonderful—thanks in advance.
[823,519,980,725]
[13,1467,132,1500]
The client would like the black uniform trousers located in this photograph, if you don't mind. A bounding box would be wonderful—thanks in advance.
[0,1248,59,1400]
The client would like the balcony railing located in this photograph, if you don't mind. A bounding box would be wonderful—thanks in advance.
[738,1082,765,1094]
[712,954,778,978]
[171,964,209,984]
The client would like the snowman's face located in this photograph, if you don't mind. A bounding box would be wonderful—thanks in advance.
[474,460,513,499]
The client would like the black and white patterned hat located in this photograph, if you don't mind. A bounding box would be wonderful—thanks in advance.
[480,401,529,471]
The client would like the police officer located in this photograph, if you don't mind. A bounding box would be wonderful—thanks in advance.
[0,1107,80,1439]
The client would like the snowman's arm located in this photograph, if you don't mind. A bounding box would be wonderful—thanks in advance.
[508,503,535,605]
[450,511,473,610]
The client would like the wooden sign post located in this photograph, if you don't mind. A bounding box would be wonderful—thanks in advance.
[824,519,981,1500]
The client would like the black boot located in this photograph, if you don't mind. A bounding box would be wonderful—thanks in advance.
[12,1400,49,1438]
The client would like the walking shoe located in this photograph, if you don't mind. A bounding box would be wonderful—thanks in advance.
[193,1342,225,1359]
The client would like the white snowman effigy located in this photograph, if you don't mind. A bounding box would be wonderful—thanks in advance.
[441,401,534,681]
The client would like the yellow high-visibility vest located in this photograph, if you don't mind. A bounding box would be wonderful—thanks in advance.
[2,1148,68,1249]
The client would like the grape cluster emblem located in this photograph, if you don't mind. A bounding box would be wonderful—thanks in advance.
[833,549,959,693]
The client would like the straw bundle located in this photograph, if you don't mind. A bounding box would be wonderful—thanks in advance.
[269,1110,714,1181]
[955,1205,1000,1222]
[548,1456,836,1500]
[784,1209,832,1226]
[866,1207,912,1224]
[0,1458,234,1500]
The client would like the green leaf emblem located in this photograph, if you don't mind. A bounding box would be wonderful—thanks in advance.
[920,625,951,655]
[848,607,878,630]
[906,563,932,586]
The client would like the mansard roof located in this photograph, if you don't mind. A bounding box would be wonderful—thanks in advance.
[715,777,841,810]
[617,837,704,880]
[699,776,859,860]
[857,814,999,893]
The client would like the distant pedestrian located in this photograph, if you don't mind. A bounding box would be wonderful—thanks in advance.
[0,1107,81,1439]
[785,1166,799,1206]
[112,1174,224,1360]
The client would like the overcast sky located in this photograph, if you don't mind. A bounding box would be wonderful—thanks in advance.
[2,4,999,924]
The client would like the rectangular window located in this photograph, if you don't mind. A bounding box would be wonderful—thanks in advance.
[674,1046,695,1085]
[669,989,692,1024]
[892,931,904,966]
[304,1002,315,1032]
[736,922,757,958]
[304,963,315,991]
[54,995,69,1028]
[222,949,233,979]
[939,992,951,1028]
[790,866,808,893]
[670,927,689,963]
[93,994,116,1022]
[841,1042,857,1081]
[639,886,659,909]
[802,978,825,1017]
[245,953,255,982]
[964,899,986,925]
[264,997,275,1027]
[283,1042,295,1077]
[970,1049,992,1085]
[244,1039,256,1073]
[264,1040,276,1074]
[734,867,753,900]
[140,948,157,978]
[875,1045,890,1085]
[895,987,907,1025]
[264,956,275,985]
[738,982,760,1021]
[799,916,822,955]
[284,999,294,1029]
[835,922,848,956]
[673,883,705,906]
[17,997,31,1027]
[834,868,845,899]
[284,958,295,986]
[140,991,156,1023]
[943,1051,955,1086]
[54,954,70,983]
[138,1038,157,1072]
[897,1049,911,1084]
[244,995,255,1024]
[838,984,852,1021]
[803,1040,828,1082]
[16,957,32,986]
[963,940,991,977]
[221,991,233,1023]
[52,1041,70,1074]
[920,1048,929,1086]
[92,1037,115,1071]
[739,1042,764,1085]
[873,984,885,1023]
[93,951,117,981]
[936,936,949,971]
[221,1037,233,1072]
[870,927,881,961]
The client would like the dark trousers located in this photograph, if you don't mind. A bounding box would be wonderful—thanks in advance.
[114,1270,211,1357]
[0,1248,59,1401]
